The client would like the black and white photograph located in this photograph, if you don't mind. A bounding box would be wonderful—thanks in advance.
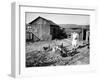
[25,12,90,67]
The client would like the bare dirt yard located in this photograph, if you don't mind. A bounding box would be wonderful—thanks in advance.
[26,39,89,67]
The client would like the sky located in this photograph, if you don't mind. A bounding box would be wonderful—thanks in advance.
[25,12,90,25]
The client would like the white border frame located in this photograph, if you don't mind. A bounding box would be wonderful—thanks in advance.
[11,2,97,78]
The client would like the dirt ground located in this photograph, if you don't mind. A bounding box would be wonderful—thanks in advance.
[26,39,89,67]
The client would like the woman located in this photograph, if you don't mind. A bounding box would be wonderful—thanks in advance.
[71,32,79,50]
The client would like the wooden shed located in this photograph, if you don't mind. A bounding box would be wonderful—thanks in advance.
[26,16,60,42]
[60,24,90,41]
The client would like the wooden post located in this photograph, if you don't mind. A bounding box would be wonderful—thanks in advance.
[86,31,89,43]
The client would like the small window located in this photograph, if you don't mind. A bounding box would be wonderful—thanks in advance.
[27,26,32,32]
[27,26,31,29]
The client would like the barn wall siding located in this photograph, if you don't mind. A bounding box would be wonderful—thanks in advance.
[27,17,56,41]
